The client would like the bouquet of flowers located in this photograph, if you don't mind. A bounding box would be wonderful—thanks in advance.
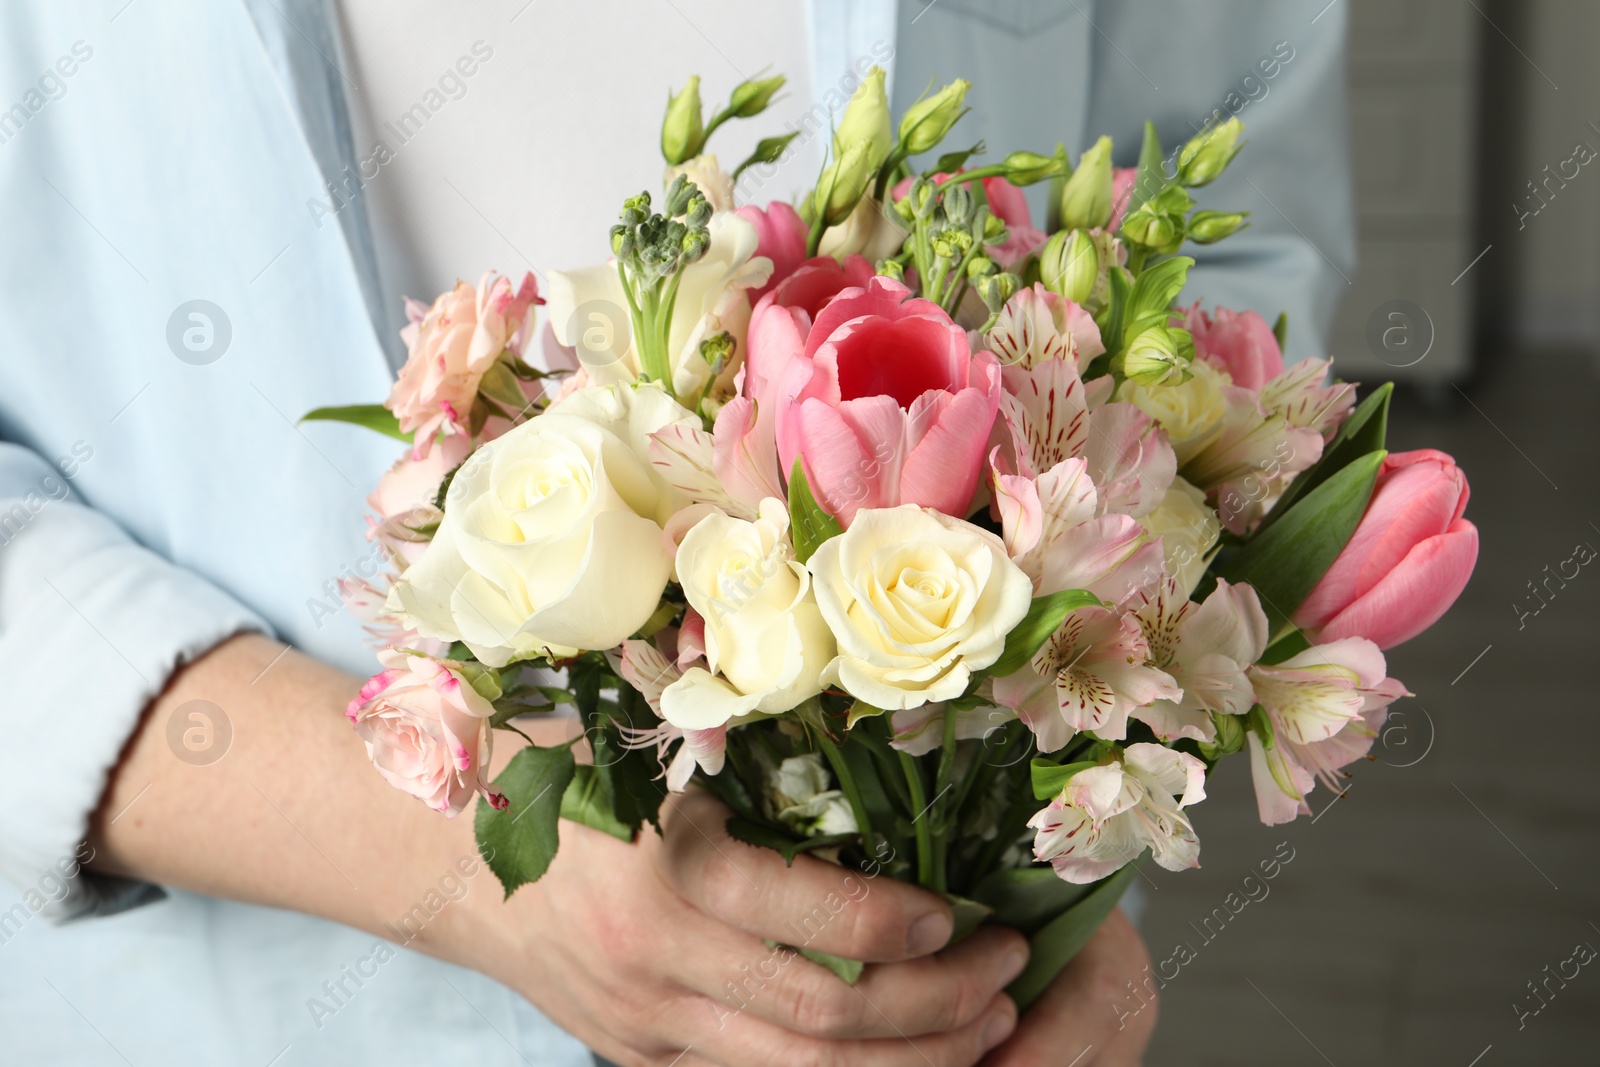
[308,67,1479,1006]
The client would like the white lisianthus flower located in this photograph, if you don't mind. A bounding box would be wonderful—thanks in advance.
[1118,358,1228,464]
[545,212,771,401]
[1139,477,1221,597]
[392,383,695,666]
[659,499,835,728]
[809,505,1035,710]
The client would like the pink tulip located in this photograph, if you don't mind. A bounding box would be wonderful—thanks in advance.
[1181,303,1284,391]
[736,202,810,301]
[1294,449,1479,649]
[749,274,1001,526]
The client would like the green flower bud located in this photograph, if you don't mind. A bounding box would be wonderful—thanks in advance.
[876,258,907,283]
[685,194,713,228]
[1119,185,1192,254]
[898,78,971,156]
[1002,150,1063,185]
[813,140,875,226]
[609,224,633,260]
[663,173,696,218]
[975,270,1020,312]
[661,75,704,165]
[1059,136,1113,230]
[966,255,996,279]
[930,225,973,261]
[1177,117,1244,187]
[983,213,1007,241]
[1188,209,1249,244]
[943,184,975,227]
[1121,326,1195,386]
[1041,228,1102,306]
[1196,711,1247,760]
[727,73,786,119]
[698,329,735,374]
[680,227,710,264]
[621,191,651,226]
[833,66,892,169]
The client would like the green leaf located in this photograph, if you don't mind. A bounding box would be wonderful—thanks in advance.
[560,764,634,843]
[970,867,1097,936]
[732,131,803,183]
[1029,758,1100,800]
[592,681,668,832]
[788,459,844,564]
[931,139,986,175]
[726,817,856,865]
[768,942,864,984]
[453,661,502,702]
[1120,121,1167,222]
[1259,382,1392,532]
[944,892,995,944]
[984,590,1103,680]
[846,699,886,728]
[300,404,410,442]
[1212,450,1385,632]
[1094,267,1133,362]
[475,745,577,897]
[1120,255,1193,347]
[478,361,530,410]
[1008,862,1141,1010]
[1272,310,1289,351]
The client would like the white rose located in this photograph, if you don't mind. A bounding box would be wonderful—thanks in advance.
[393,383,695,665]
[545,212,772,401]
[809,506,1035,710]
[1140,477,1221,597]
[818,195,909,262]
[1119,358,1228,465]
[660,500,835,728]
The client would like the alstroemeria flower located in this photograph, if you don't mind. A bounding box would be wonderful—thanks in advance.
[614,638,728,792]
[1029,743,1206,883]
[1246,638,1408,825]
[1128,576,1269,741]
[994,604,1181,750]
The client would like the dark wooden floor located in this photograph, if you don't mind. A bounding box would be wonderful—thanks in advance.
[1143,350,1600,1066]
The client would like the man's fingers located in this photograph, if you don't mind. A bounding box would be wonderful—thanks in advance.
[658,789,954,962]
[982,908,1155,1067]
[676,920,1030,1040]
[694,984,1018,1067]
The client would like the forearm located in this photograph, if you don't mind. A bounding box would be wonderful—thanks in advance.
[85,633,573,952]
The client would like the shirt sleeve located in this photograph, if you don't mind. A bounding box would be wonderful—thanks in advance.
[0,442,270,921]
[1083,1,1357,362]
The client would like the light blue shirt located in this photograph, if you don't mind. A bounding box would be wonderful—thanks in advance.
[0,2,1349,1063]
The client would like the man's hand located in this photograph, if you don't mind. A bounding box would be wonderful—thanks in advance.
[90,636,1029,1066]
[981,908,1157,1066]
[462,789,1028,1066]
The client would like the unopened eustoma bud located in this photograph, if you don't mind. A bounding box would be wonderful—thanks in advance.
[1059,136,1113,230]
[1197,710,1247,760]
[661,76,704,165]
[834,66,892,169]
[898,78,971,155]
[1002,150,1063,185]
[1188,210,1249,244]
[1177,117,1244,187]
[727,73,786,119]
[814,141,876,226]
[1041,228,1102,306]
[1120,186,1192,254]
[1122,326,1195,386]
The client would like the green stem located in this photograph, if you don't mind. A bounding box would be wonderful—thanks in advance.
[934,164,1009,188]
[899,751,936,890]
[818,732,875,854]
[928,706,960,892]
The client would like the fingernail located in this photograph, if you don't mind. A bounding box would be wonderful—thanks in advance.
[980,1007,1015,1053]
[905,911,953,956]
[998,946,1029,987]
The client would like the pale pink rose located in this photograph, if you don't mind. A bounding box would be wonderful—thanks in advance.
[1294,449,1478,649]
[347,650,505,817]
[386,272,541,457]
[754,274,1002,525]
[1108,167,1139,232]
[1181,303,1284,390]
[737,202,810,300]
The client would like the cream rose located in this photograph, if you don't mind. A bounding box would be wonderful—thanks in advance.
[660,499,835,728]
[545,212,771,401]
[809,505,1035,710]
[393,383,695,665]
[1141,477,1221,597]
[1119,358,1228,465]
